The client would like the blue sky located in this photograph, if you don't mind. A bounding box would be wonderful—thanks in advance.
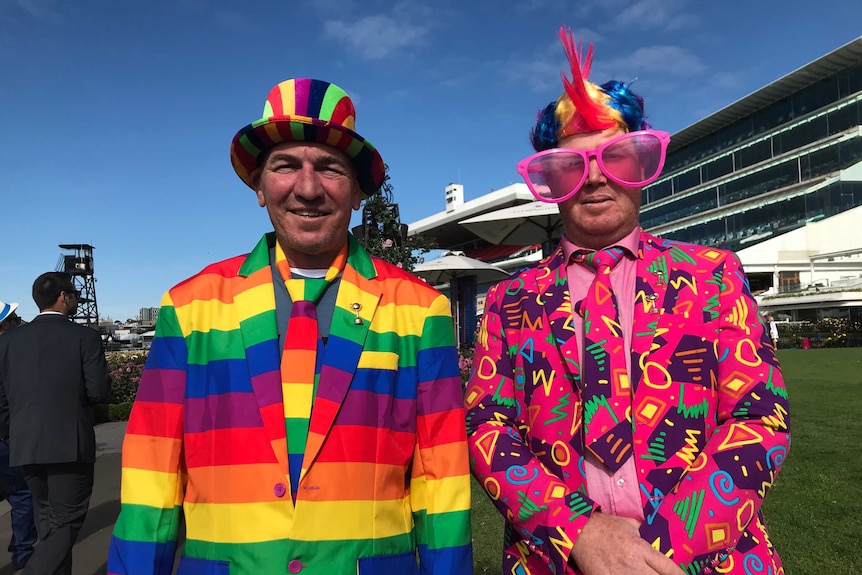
[2,0,860,321]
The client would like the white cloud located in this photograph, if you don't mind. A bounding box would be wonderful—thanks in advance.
[499,28,606,93]
[665,13,700,31]
[500,56,564,93]
[613,0,698,31]
[709,71,743,90]
[598,45,706,82]
[0,0,60,54]
[13,0,55,19]
[324,12,431,60]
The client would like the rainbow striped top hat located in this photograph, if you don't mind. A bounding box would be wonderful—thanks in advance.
[230,78,385,197]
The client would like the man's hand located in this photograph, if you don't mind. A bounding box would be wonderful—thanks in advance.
[569,513,681,575]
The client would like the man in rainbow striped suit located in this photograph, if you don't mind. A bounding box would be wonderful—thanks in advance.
[108,78,472,575]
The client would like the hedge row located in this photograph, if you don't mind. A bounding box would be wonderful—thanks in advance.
[94,401,133,424]
[774,317,862,349]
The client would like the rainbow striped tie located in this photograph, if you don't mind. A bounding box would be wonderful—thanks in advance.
[573,246,632,472]
[276,243,346,501]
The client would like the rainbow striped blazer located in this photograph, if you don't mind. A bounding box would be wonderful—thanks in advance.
[108,233,473,575]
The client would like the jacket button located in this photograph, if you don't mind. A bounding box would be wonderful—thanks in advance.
[274,483,287,498]
[288,559,303,573]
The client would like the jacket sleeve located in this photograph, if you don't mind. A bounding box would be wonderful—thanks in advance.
[108,293,187,575]
[83,327,112,404]
[465,281,600,574]
[410,293,473,575]
[639,253,791,571]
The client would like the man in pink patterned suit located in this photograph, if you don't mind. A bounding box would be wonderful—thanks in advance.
[465,29,790,575]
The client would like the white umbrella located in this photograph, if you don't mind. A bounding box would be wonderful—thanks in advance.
[412,251,510,286]
[459,200,563,247]
[413,252,509,344]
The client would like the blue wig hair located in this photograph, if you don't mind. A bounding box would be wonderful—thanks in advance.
[599,80,650,133]
[531,103,562,152]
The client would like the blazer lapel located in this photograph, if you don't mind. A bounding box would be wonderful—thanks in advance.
[630,231,671,397]
[233,233,290,476]
[301,236,382,477]
[536,246,581,386]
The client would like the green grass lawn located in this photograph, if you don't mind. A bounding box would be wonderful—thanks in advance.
[469,348,862,573]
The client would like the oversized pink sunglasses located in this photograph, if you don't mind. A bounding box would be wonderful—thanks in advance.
[517,130,671,203]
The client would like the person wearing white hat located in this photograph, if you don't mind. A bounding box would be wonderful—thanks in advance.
[0,299,36,570]
[0,301,23,335]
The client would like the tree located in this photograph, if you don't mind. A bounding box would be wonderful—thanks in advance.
[353,166,437,271]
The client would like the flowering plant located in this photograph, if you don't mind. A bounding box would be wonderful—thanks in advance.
[457,342,475,387]
[106,351,147,404]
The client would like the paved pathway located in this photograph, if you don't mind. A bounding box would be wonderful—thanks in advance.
[0,422,127,574]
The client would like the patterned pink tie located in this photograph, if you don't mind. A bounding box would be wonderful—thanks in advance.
[573,246,632,471]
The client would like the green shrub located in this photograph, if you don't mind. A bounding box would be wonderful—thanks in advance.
[109,402,133,421]
[94,401,134,423]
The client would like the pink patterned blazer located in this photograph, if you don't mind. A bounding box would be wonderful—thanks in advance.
[465,230,790,575]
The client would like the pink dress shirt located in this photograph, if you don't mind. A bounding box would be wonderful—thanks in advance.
[561,227,644,521]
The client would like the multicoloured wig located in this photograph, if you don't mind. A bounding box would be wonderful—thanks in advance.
[531,27,650,152]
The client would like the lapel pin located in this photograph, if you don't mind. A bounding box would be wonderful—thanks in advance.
[351,302,363,325]
[646,293,660,314]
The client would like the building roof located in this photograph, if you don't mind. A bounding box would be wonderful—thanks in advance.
[669,36,862,152]
[59,244,95,250]
[407,183,534,250]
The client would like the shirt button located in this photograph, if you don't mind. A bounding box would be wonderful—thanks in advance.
[288,559,303,573]
[616,478,625,487]
[274,483,287,498]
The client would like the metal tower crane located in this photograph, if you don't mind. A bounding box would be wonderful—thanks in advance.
[56,243,99,327]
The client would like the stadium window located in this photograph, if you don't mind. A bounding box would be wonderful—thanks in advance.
[779,271,800,293]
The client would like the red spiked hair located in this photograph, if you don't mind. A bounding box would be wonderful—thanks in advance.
[557,28,620,136]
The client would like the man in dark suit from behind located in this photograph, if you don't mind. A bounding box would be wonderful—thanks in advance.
[0,272,112,575]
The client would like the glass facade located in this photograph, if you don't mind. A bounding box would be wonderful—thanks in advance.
[660,64,862,174]
[640,59,862,251]
[652,181,862,252]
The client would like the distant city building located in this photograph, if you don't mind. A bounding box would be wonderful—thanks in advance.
[139,307,159,323]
